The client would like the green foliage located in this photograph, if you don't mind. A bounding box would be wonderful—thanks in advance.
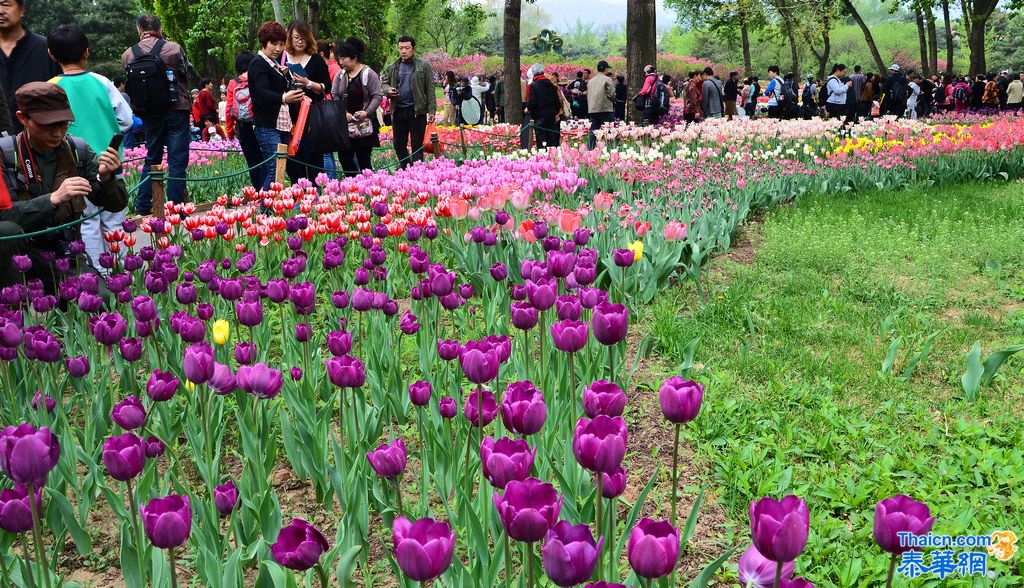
[648,181,1024,586]
[26,0,143,79]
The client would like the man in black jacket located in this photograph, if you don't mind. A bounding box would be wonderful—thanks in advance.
[526,64,561,149]
[723,71,739,120]
[882,64,908,117]
[0,0,59,133]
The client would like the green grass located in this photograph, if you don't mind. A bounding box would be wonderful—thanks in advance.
[645,181,1024,586]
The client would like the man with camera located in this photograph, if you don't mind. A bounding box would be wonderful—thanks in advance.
[0,82,127,290]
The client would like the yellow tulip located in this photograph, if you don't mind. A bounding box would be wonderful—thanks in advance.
[213,320,230,346]
[184,381,196,393]
[627,240,644,262]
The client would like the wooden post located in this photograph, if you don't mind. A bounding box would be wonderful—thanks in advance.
[430,132,440,159]
[149,165,165,219]
[275,143,288,186]
[458,125,468,159]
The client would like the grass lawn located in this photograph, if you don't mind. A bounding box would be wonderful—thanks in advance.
[639,181,1024,586]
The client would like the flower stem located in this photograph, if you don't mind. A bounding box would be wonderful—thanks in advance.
[885,552,898,588]
[417,407,428,516]
[773,560,783,588]
[394,477,404,517]
[608,344,615,386]
[169,547,179,588]
[19,533,36,588]
[27,484,52,588]
[127,479,146,587]
[671,424,681,528]
[316,562,331,588]
[595,474,604,577]
[527,542,534,588]
[504,531,512,588]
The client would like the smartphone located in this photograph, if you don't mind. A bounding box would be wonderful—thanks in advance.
[108,134,123,152]
[286,63,309,78]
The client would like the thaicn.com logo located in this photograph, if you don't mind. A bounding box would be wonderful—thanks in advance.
[895,531,1018,580]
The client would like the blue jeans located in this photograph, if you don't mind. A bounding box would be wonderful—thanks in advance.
[255,126,282,191]
[137,110,190,214]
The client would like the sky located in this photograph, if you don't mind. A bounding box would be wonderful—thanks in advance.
[539,0,680,30]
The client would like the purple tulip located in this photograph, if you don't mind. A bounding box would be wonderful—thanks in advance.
[326,354,366,388]
[627,518,680,579]
[119,338,142,362]
[400,311,421,335]
[501,381,547,436]
[511,302,539,331]
[0,484,38,533]
[739,544,795,588]
[613,249,635,268]
[92,312,127,346]
[546,250,577,278]
[459,340,499,384]
[542,521,603,587]
[175,282,197,305]
[31,391,55,414]
[392,516,457,582]
[183,342,215,384]
[290,367,302,381]
[439,396,457,419]
[555,295,582,321]
[591,302,628,346]
[234,342,257,365]
[102,433,146,481]
[409,380,432,407]
[331,290,350,309]
[583,380,627,418]
[0,424,60,487]
[526,278,557,311]
[145,436,165,458]
[271,518,328,570]
[130,295,158,323]
[288,281,316,315]
[209,363,238,396]
[112,396,147,430]
[873,495,934,554]
[780,578,815,588]
[490,263,508,282]
[493,477,562,543]
[12,255,31,273]
[583,583,627,588]
[140,494,191,549]
[572,416,628,474]
[749,496,810,563]
[658,377,703,424]
[550,320,589,353]
[146,370,179,402]
[366,438,407,479]
[218,278,244,301]
[196,303,214,321]
[234,299,263,327]
[574,264,597,286]
[437,339,460,361]
[214,480,238,517]
[480,436,536,490]
[294,323,311,342]
[463,387,498,427]
[325,330,352,357]
[601,466,628,499]
[236,363,284,399]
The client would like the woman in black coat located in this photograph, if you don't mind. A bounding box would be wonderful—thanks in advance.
[526,65,561,148]
[282,20,332,182]
[248,21,306,190]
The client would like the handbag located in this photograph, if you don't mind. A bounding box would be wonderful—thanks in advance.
[304,99,351,153]
[348,117,374,138]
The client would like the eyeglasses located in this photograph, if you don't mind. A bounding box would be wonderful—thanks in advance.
[31,119,71,132]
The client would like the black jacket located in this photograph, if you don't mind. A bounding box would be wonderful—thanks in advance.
[248,54,292,129]
[724,79,739,100]
[0,27,59,133]
[527,77,560,121]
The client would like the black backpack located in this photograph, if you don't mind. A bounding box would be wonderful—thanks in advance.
[934,84,947,102]
[126,40,171,110]
[653,80,670,114]
[802,84,815,105]
[889,78,907,102]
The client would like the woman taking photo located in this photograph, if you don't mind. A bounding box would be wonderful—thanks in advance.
[331,38,383,176]
[248,21,305,191]
[283,20,331,181]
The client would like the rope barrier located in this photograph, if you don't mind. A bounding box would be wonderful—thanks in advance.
[164,154,274,183]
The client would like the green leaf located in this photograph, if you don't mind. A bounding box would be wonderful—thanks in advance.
[680,488,704,546]
[981,344,1024,386]
[615,465,660,557]
[881,337,901,375]
[334,545,362,586]
[688,545,737,588]
[961,342,983,401]
[46,488,92,555]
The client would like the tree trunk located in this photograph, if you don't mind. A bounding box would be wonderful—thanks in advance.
[777,5,799,76]
[626,0,656,122]
[270,0,283,24]
[915,6,929,75]
[503,0,523,125]
[307,0,322,36]
[963,0,997,77]
[926,7,939,73]
[841,0,886,76]
[739,4,752,76]
[941,0,953,73]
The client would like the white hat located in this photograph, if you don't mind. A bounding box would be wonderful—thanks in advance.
[889,64,901,72]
